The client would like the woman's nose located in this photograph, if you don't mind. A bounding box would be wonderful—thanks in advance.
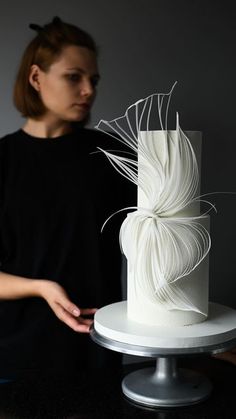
[80,78,94,98]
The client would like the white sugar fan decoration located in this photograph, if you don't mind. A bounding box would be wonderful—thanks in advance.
[95,82,211,315]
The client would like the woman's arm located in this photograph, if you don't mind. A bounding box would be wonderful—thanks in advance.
[0,271,96,333]
[0,270,43,299]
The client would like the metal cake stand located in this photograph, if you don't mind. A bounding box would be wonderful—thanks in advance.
[90,301,236,408]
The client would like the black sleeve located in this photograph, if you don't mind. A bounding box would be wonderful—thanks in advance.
[92,128,137,208]
[91,129,137,305]
[0,138,5,267]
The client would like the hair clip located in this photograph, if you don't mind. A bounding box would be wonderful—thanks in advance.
[29,23,43,33]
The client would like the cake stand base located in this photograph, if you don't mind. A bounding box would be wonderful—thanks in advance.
[91,301,236,408]
[122,358,212,407]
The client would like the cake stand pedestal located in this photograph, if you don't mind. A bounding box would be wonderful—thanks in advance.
[90,301,236,408]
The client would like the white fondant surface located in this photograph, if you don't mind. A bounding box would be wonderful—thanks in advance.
[125,130,210,327]
[94,301,236,348]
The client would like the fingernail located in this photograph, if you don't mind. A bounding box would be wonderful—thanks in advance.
[73,309,80,316]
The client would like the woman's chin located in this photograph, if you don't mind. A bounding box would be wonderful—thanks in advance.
[68,111,91,125]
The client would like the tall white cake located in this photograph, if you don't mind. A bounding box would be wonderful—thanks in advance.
[126,130,210,327]
[96,84,211,328]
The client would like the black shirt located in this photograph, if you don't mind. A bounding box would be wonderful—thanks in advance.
[0,127,134,375]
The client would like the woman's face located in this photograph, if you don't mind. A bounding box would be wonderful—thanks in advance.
[29,45,100,123]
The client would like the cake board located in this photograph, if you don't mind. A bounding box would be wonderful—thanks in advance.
[90,301,236,408]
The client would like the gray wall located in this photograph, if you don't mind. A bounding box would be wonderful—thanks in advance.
[0,0,236,310]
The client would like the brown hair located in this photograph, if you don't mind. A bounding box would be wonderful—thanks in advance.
[13,16,98,118]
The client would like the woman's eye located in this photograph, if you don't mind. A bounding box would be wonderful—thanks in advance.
[67,74,80,82]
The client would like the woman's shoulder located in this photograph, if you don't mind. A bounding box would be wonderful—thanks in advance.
[0,129,21,145]
[0,132,17,188]
[0,130,22,163]
[82,127,136,200]
[78,127,113,144]
[0,133,10,154]
[80,127,128,152]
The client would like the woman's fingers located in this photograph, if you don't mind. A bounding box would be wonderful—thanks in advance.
[54,298,97,332]
[40,281,98,333]
[79,308,98,315]
[55,295,81,317]
[55,303,93,333]
[56,292,97,318]
[78,317,94,326]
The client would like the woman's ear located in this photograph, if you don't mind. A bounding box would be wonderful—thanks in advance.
[29,64,41,92]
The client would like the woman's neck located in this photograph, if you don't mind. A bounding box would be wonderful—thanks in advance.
[22,118,73,139]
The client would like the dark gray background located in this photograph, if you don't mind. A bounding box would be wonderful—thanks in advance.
[0,0,236,310]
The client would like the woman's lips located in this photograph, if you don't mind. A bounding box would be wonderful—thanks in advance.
[73,103,90,110]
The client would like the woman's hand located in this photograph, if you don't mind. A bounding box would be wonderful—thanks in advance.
[212,348,236,365]
[36,280,97,333]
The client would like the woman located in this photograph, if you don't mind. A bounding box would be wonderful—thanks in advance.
[0,16,125,376]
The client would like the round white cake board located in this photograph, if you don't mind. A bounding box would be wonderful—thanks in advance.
[94,301,236,351]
